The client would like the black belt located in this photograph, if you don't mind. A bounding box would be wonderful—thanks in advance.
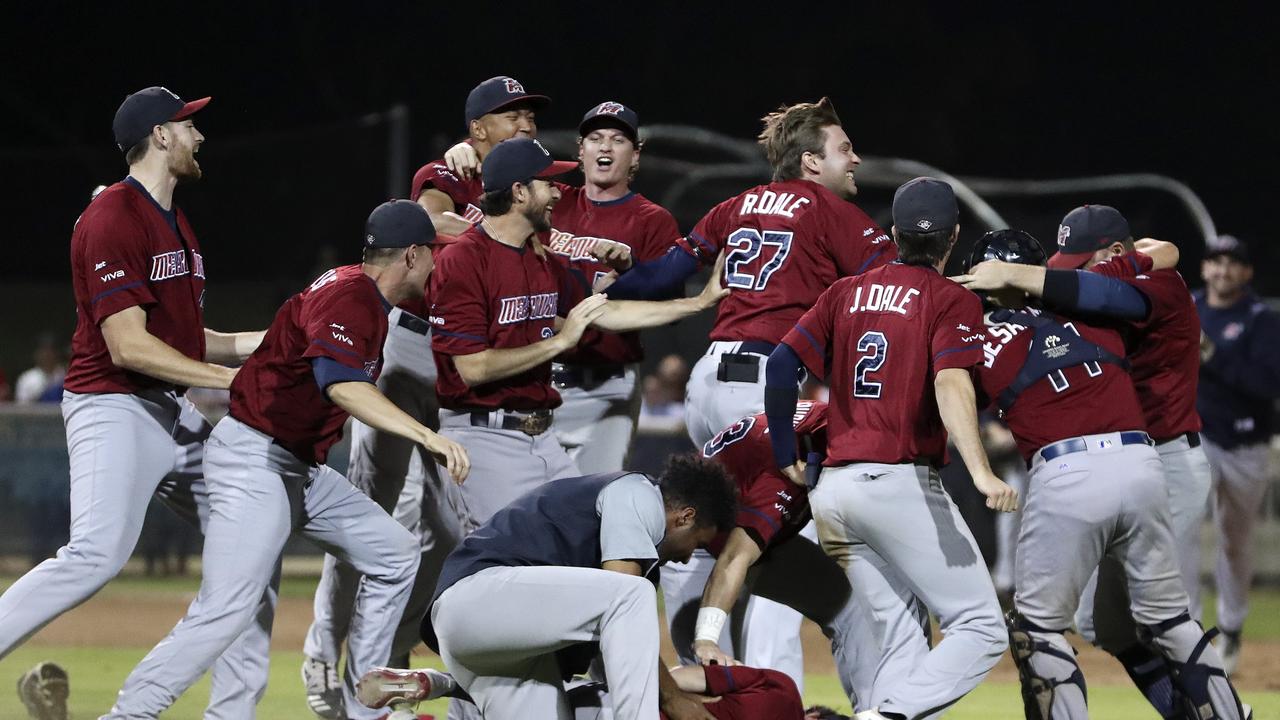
[469,409,553,436]
[1039,431,1152,463]
[552,364,626,389]
[1154,431,1201,448]
[397,311,431,335]
[716,341,777,383]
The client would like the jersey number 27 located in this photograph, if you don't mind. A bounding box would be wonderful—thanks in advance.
[724,229,794,290]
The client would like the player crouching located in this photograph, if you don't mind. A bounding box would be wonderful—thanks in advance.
[955,230,1250,720]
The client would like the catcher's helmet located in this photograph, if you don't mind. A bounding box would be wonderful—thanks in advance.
[965,229,1047,271]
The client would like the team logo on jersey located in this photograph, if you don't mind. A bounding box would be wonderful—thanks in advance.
[1057,224,1071,247]
[150,249,205,281]
[916,219,933,230]
[363,359,378,377]
[497,292,558,325]
[593,102,625,116]
[95,261,108,270]
[100,269,126,283]
[956,323,971,332]
[502,77,525,94]
[547,229,630,262]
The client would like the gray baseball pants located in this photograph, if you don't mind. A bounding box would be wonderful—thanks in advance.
[306,312,462,666]
[102,416,419,720]
[0,389,271,718]
[1015,436,1241,719]
[810,462,1007,719]
[552,366,640,475]
[1075,434,1213,646]
[433,566,660,720]
[1202,438,1272,633]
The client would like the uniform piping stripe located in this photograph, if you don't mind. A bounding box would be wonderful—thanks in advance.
[933,343,980,361]
[856,246,890,274]
[310,338,363,359]
[793,328,824,359]
[91,281,146,305]
[740,506,780,532]
[434,328,488,342]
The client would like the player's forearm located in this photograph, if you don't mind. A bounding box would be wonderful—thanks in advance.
[418,190,471,235]
[109,329,237,389]
[203,328,266,365]
[701,535,760,613]
[1002,264,1047,296]
[327,381,432,446]
[451,336,572,387]
[764,343,803,468]
[935,369,995,477]
[591,296,706,332]
[1134,239,1179,270]
[606,249,699,300]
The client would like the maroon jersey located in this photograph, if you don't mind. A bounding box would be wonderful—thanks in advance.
[975,310,1146,461]
[702,402,827,553]
[657,666,803,720]
[410,155,483,224]
[430,225,574,411]
[547,184,680,365]
[782,263,985,466]
[1091,252,1202,439]
[677,179,894,344]
[230,265,388,464]
[65,179,207,394]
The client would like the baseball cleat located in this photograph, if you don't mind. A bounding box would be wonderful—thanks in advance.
[357,666,435,708]
[302,656,345,719]
[16,661,69,720]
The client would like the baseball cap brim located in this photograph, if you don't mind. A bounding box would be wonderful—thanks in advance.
[172,96,211,121]
[484,94,551,118]
[535,160,579,179]
[1046,250,1093,270]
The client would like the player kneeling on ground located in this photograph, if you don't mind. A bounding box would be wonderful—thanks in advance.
[101,201,469,720]
[954,229,1250,720]
[407,454,736,720]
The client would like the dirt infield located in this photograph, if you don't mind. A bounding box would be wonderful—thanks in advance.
[21,586,1280,693]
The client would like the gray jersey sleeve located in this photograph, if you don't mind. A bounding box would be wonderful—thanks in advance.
[596,473,666,565]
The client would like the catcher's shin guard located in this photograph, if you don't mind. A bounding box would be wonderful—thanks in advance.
[1006,610,1087,719]
[1139,614,1248,720]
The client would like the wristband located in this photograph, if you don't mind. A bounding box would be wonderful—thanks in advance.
[694,607,728,643]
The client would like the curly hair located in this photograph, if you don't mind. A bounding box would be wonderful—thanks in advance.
[657,453,737,532]
[757,97,842,182]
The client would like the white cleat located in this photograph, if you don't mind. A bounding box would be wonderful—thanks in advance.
[357,666,438,709]
[301,656,345,719]
[852,710,893,720]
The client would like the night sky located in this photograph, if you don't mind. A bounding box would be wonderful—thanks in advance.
[2,4,1275,289]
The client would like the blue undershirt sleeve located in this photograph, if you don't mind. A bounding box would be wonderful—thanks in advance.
[311,356,373,396]
[605,247,700,300]
[1042,269,1150,321]
[764,343,803,469]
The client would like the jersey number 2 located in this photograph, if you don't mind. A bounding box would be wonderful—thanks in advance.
[724,229,794,290]
[854,331,888,398]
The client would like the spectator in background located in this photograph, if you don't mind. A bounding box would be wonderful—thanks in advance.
[1193,234,1280,675]
[639,354,690,431]
[15,336,65,403]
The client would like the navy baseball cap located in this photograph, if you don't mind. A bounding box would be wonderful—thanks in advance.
[481,138,578,193]
[365,200,436,249]
[464,76,550,127]
[579,101,640,143]
[892,177,958,234]
[1047,205,1131,269]
[1204,234,1251,264]
[113,86,210,152]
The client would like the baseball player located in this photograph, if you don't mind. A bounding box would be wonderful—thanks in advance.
[608,97,895,686]
[0,87,273,720]
[675,401,891,710]
[412,75,549,234]
[958,228,1249,720]
[1194,234,1280,674]
[423,454,738,720]
[957,205,1210,715]
[101,200,468,720]
[764,178,1016,720]
[429,137,727,536]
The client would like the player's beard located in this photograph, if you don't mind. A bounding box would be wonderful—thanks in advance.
[170,144,202,184]
[524,200,553,233]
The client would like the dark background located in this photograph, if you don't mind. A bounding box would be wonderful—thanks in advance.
[1,4,1274,287]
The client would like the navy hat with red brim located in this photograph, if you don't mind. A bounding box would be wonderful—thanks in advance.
[482,138,578,193]
[1047,204,1131,269]
[113,86,210,152]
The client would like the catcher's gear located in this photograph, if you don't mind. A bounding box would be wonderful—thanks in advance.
[1006,610,1086,720]
[966,229,1048,271]
[1139,616,1249,720]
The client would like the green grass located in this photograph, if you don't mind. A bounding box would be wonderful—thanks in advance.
[2,576,1277,718]
[3,646,1276,719]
